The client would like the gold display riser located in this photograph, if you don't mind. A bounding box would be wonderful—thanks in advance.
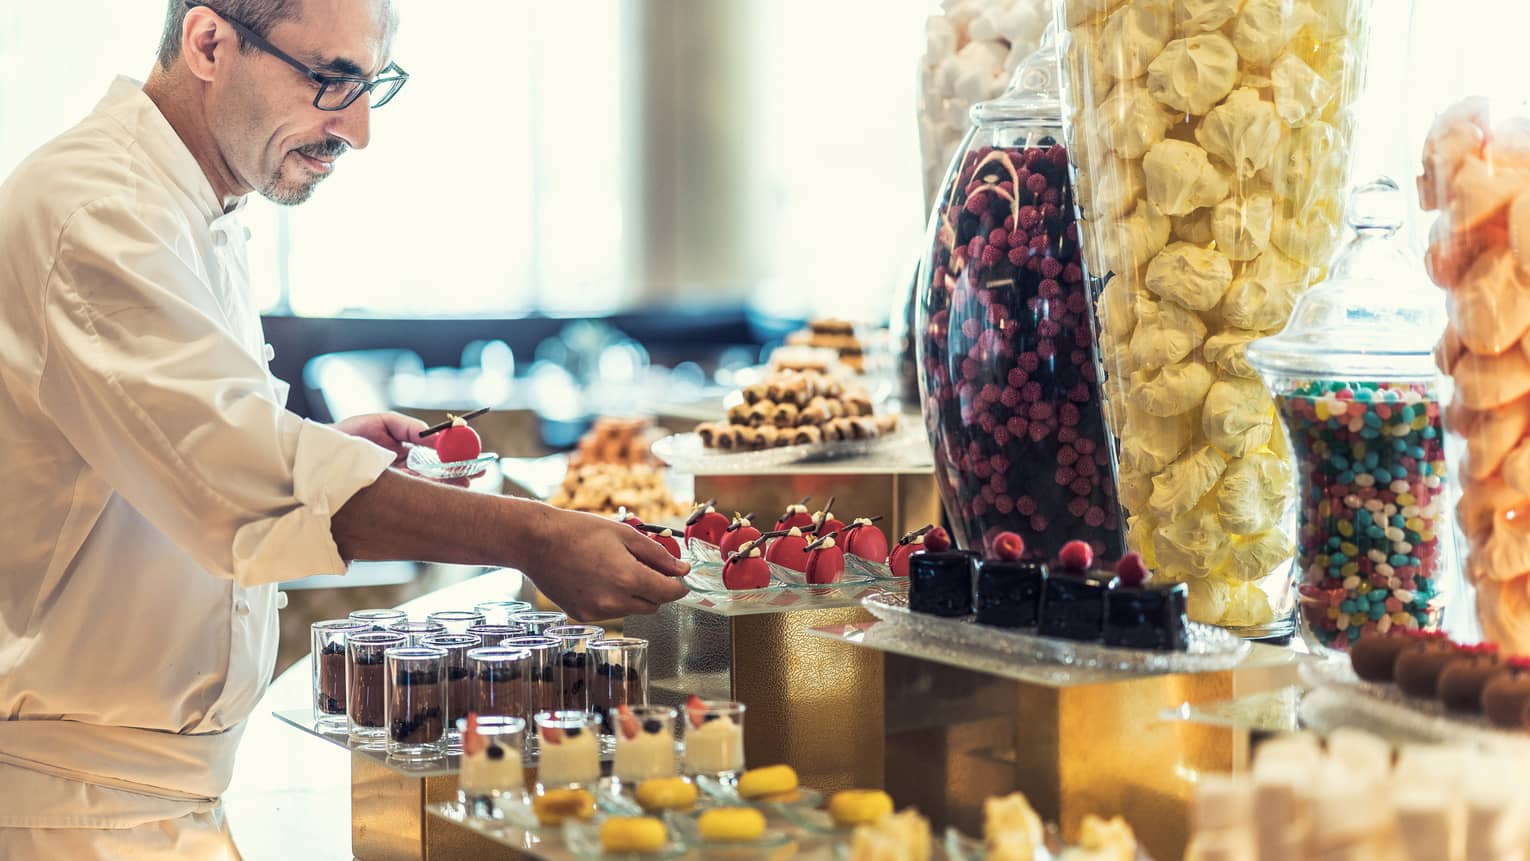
[624,600,885,794]
[880,652,1300,861]
[351,755,515,860]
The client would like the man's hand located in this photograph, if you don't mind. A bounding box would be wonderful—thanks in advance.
[514,506,691,621]
[333,412,432,466]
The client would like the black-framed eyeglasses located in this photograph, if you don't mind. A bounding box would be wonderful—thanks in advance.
[184,1,407,111]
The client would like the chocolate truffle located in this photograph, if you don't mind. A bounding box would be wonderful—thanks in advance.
[908,552,976,618]
[1482,658,1530,730]
[975,560,1047,628]
[1349,632,1422,683]
[1037,570,1118,642]
[1437,645,1504,713]
[1394,637,1464,699]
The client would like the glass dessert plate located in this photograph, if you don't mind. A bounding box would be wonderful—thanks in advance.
[650,424,928,474]
[663,808,794,853]
[406,443,498,480]
[681,560,874,596]
[692,774,823,812]
[1299,660,1530,753]
[844,554,898,580]
[861,592,1248,674]
[562,816,688,861]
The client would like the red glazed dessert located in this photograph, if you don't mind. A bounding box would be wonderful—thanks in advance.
[804,534,846,585]
[718,513,762,560]
[723,541,771,590]
[810,497,845,538]
[637,524,682,559]
[842,517,889,561]
[889,526,936,579]
[774,500,815,533]
[684,500,730,547]
[436,416,483,463]
[766,527,812,572]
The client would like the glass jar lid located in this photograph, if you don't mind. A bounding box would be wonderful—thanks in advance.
[1245,177,1446,381]
[969,32,1060,129]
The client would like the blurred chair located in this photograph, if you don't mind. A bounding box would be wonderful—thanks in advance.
[302,349,424,423]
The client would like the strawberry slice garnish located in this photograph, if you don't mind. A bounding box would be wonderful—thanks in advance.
[686,694,708,729]
[618,704,641,740]
[463,713,487,757]
[542,724,564,745]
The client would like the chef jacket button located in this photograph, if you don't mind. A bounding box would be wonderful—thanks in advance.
[243,226,253,241]
[263,344,276,362]
[234,599,251,616]
[275,592,289,610]
[212,231,228,247]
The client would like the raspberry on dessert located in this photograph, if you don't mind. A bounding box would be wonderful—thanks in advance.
[1115,553,1150,587]
[924,527,952,552]
[992,531,1024,561]
[1059,540,1093,572]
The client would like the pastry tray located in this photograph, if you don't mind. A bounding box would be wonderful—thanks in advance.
[651,423,930,474]
[1299,660,1530,753]
[861,592,1250,675]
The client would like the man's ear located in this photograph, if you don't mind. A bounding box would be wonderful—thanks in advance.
[180,7,232,84]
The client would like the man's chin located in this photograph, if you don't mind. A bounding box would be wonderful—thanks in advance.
[259,174,325,206]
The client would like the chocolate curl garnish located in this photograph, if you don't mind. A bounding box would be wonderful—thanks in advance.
[805,530,841,552]
[726,513,756,533]
[752,529,793,542]
[812,496,837,528]
[897,524,936,546]
[635,523,676,535]
[853,515,885,525]
[419,406,490,438]
[779,496,811,518]
[685,499,717,527]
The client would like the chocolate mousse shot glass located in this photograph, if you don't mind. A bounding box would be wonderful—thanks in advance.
[387,619,447,647]
[311,620,369,731]
[473,600,533,626]
[469,647,532,722]
[349,608,407,631]
[466,624,528,645]
[423,634,479,749]
[425,610,485,636]
[348,631,407,744]
[385,646,449,760]
[590,638,649,735]
[547,625,604,716]
[502,636,563,739]
[509,611,569,636]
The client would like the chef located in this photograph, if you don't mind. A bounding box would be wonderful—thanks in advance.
[0,0,689,856]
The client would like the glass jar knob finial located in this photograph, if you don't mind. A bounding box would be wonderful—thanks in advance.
[1347,176,1405,237]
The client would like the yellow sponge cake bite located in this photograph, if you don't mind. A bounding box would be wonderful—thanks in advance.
[599,817,669,854]
[737,764,800,801]
[533,788,595,826]
[829,790,895,828]
[697,807,768,842]
[634,777,698,812]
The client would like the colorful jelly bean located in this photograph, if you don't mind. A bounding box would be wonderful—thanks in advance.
[1284,381,1447,650]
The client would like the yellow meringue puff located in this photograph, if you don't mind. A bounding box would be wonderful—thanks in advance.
[1130,360,1217,417]
[1219,580,1276,628]
[1231,0,1304,67]
[1147,33,1239,116]
[1099,0,1174,81]
[1196,87,1282,179]
[1187,576,1232,623]
[1218,248,1308,331]
[1202,328,1269,380]
[1100,200,1171,275]
[1216,450,1291,535]
[1117,465,1154,514]
[1087,152,1147,222]
[1099,82,1173,159]
[1202,378,1275,458]
[1120,401,1199,475]
[1143,140,1230,216]
[1271,53,1335,129]
[1270,196,1343,266]
[1213,529,1295,584]
[1098,276,1143,342]
[1145,241,1233,310]
[1154,499,1228,578]
[1127,514,1160,567]
[1210,193,1275,261]
[1171,208,1215,245]
[1264,121,1347,213]
[1149,445,1228,522]
[1129,294,1208,368]
[1176,0,1241,34]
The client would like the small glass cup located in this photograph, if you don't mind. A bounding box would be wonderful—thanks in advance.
[466,624,528,645]
[547,625,604,715]
[457,715,527,819]
[474,600,535,626]
[589,638,649,735]
[502,636,562,726]
[387,620,447,647]
[347,631,407,744]
[424,634,479,748]
[535,710,602,789]
[425,610,486,636]
[611,705,678,785]
[311,619,369,731]
[469,647,532,722]
[349,608,407,631]
[510,611,569,636]
[385,646,449,759]
[682,701,745,780]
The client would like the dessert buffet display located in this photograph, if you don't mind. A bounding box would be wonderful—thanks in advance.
[1184,730,1530,860]
[692,368,898,452]
[1419,99,1530,654]
[1338,630,1530,733]
[1056,0,1371,635]
[1245,179,1452,652]
[549,417,687,522]
[916,40,1121,564]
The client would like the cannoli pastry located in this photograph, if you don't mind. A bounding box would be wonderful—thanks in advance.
[696,423,723,447]
[727,402,751,426]
[790,425,824,446]
[747,402,772,428]
[742,383,768,405]
[798,398,833,426]
[771,402,800,428]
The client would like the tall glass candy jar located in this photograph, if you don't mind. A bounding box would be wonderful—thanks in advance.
[1247,178,1453,653]
[1054,0,1371,636]
[915,38,1123,560]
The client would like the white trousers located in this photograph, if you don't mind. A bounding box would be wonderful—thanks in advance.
[0,808,243,861]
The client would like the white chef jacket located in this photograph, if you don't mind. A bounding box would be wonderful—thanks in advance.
[0,77,395,827]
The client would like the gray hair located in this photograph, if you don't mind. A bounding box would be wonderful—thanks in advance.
[156,0,301,71]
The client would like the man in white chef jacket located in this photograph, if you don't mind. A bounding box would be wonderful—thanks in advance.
[0,0,690,856]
